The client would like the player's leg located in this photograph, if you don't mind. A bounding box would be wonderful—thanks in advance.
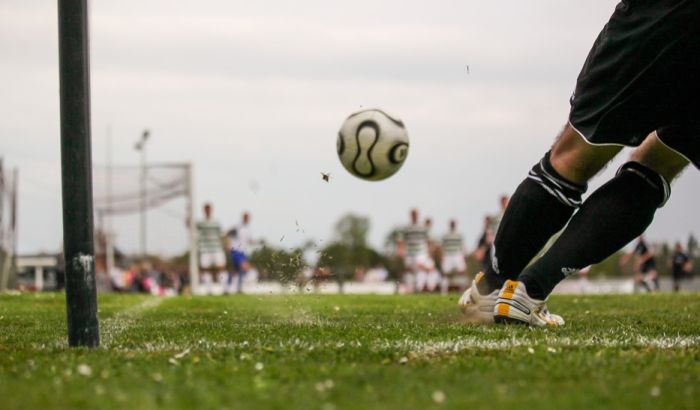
[508,133,688,321]
[492,1,698,324]
[440,275,450,295]
[424,257,440,292]
[477,124,621,295]
[672,267,682,292]
[236,255,250,294]
[216,250,228,294]
[199,253,215,294]
[415,270,427,293]
[462,126,618,323]
[646,268,660,292]
[636,268,651,293]
[403,256,416,293]
[229,251,238,294]
[440,256,452,294]
[415,255,432,292]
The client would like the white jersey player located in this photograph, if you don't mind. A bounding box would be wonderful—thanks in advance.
[396,209,431,292]
[441,219,467,276]
[196,203,226,293]
[441,219,467,294]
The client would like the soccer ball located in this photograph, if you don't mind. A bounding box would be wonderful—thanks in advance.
[336,108,410,181]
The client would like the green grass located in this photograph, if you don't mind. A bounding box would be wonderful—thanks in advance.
[1,292,699,410]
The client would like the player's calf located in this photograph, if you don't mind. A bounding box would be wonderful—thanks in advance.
[478,146,590,294]
[519,160,673,301]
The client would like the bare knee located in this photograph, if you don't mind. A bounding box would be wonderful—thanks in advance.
[549,124,622,184]
[630,133,689,182]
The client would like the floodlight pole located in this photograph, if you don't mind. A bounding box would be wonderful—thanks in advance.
[105,127,115,280]
[135,129,150,260]
[58,0,99,347]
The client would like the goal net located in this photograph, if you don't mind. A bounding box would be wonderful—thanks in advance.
[91,163,199,291]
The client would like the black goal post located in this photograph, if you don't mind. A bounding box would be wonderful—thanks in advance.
[58,0,100,347]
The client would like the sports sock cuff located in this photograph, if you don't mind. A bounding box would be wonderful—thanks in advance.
[617,161,671,207]
[527,151,588,208]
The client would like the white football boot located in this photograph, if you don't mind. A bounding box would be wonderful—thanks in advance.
[458,272,499,323]
[493,279,565,327]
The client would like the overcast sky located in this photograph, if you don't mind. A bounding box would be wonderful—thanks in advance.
[2,0,699,257]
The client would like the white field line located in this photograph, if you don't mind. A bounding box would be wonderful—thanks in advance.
[110,333,700,354]
[100,297,163,347]
[371,335,700,352]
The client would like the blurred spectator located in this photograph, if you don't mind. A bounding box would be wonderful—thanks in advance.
[671,242,692,292]
[474,215,494,273]
[364,264,389,283]
[490,194,510,233]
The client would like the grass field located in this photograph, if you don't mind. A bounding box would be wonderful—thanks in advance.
[1,292,699,409]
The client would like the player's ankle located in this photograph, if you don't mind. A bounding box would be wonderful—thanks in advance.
[519,275,546,300]
[476,270,503,294]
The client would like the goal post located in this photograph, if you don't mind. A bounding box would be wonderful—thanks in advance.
[186,164,199,294]
[58,0,100,347]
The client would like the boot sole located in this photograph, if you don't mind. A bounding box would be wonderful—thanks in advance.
[493,315,528,325]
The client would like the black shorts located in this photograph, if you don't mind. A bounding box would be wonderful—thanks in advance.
[672,269,685,280]
[569,0,700,169]
[640,261,656,274]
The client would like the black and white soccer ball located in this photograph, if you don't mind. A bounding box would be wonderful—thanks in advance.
[336,108,410,181]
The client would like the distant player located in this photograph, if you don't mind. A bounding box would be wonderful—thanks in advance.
[671,242,691,292]
[196,203,226,294]
[461,1,699,326]
[460,215,495,317]
[632,235,659,292]
[226,211,255,294]
[576,265,592,294]
[473,215,494,273]
[441,219,467,292]
[396,209,430,293]
[424,217,440,266]
[489,195,509,233]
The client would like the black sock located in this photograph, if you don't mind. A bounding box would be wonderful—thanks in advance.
[519,162,670,299]
[478,152,586,294]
